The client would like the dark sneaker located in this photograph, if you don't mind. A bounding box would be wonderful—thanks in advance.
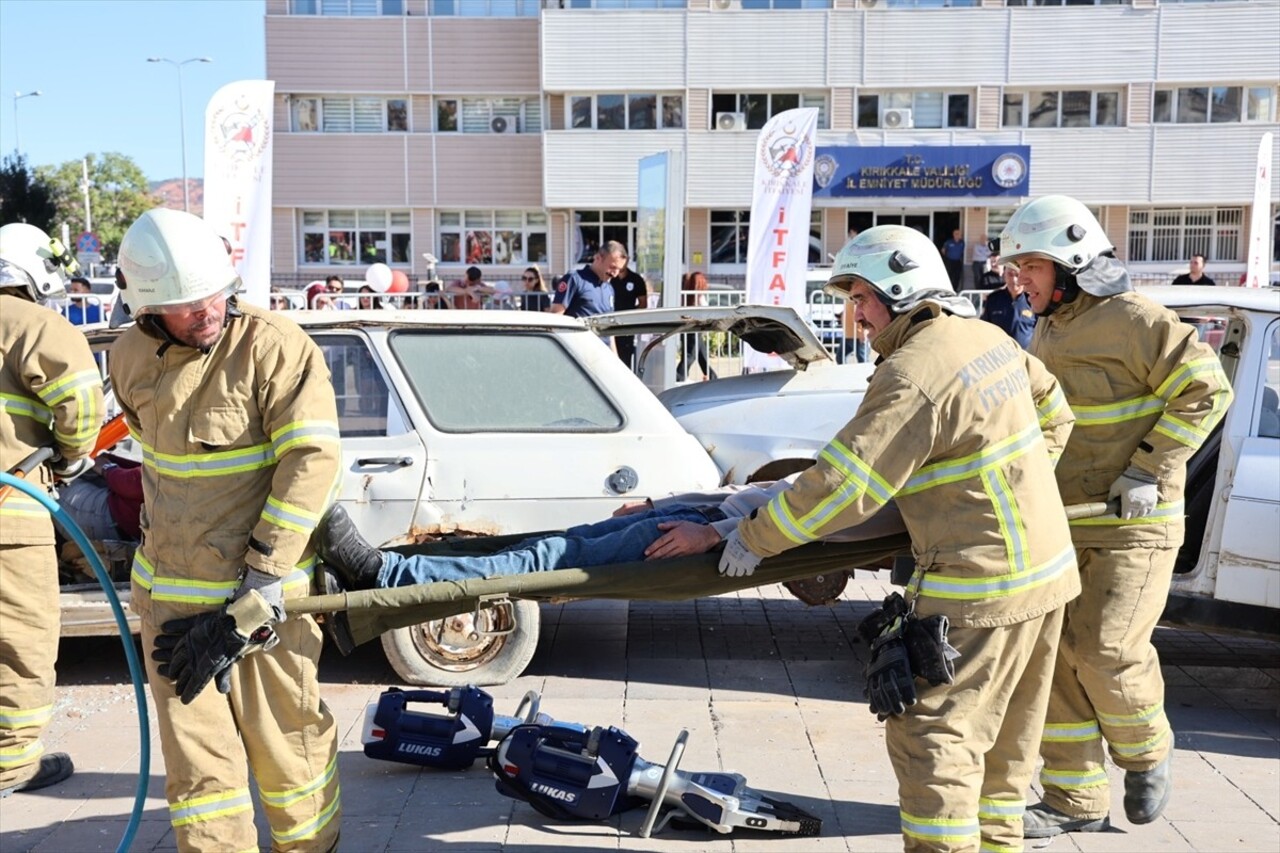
[316,564,357,656]
[314,505,383,590]
[1022,802,1111,838]
[0,752,74,798]
[1124,755,1172,825]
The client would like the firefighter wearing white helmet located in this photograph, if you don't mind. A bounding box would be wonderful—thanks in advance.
[0,223,103,796]
[721,224,1080,852]
[111,208,342,850]
[999,196,1233,838]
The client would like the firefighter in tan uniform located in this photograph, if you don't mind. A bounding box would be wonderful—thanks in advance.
[0,224,103,796]
[110,209,342,851]
[998,196,1232,837]
[719,225,1080,853]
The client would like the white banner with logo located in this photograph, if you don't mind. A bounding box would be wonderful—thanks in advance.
[204,80,274,307]
[1244,131,1273,289]
[743,108,819,371]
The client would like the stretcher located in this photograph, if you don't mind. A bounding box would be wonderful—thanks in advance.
[284,530,914,650]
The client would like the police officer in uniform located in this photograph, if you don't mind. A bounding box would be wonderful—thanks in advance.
[609,248,649,368]
[999,196,1232,837]
[719,225,1080,853]
[111,209,342,850]
[550,241,625,318]
[0,223,103,796]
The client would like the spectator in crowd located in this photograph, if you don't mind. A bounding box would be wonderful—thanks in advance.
[520,267,551,312]
[421,278,449,310]
[941,228,966,289]
[306,275,344,309]
[676,271,716,382]
[971,239,993,289]
[549,242,624,318]
[56,455,144,543]
[357,285,384,310]
[447,266,495,310]
[1172,254,1216,286]
[980,263,1037,349]
[611,250,649,368]
[66,276,103,325]
[269,293,290,310]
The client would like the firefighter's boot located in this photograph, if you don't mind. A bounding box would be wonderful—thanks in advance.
[1022,803,1110,838]
[315,505,383,590]
[1124,755,1172,825]
[0,753,74,798]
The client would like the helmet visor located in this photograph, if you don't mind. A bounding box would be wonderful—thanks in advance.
[822,274,864,301]
[0,257,41,295]
[135,281,239,316]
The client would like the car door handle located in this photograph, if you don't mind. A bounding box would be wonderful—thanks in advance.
[355,456,414,468]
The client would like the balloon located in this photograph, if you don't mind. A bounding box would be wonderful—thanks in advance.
[365,263,393,293]
[389,270,409,293]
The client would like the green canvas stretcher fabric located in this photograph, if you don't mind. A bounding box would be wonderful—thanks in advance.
[284,531,913,649]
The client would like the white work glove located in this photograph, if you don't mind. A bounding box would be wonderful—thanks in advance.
[50,454,93,482]
[718,529,763,578]
[1108,466,1160,520]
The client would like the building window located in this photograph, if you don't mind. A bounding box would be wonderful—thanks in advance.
[568,94,684,130]
[437,98,458,132]
[572,210,638,263]
[1127,208,1243,264]
[1002,90,1123,128]
[710,209,822,265]
[738,1,834,7]
[883,0,979,6]
[301,210,412,266]
[857,92,972,129]
[458,97,542,133]
[1005,0,1131,6]
[711,93,828,130]
[438,211,548,266]
[291,0,405,14]
[429,0,543,15]
[1154,85,1277,124]
[289,96,411,132]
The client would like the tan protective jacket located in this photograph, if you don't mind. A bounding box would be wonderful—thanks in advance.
[0,295,103,544]
[110,302,341,615]
[1030,291,1232,548]
[738,304,1079,628]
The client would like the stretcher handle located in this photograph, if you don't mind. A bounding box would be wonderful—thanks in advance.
[0,447,56,506]
[1064,499,1121,521]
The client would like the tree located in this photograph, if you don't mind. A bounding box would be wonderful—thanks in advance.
[38,152,154,259]
[0,154,57,231]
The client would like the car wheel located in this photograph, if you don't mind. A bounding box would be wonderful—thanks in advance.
[380,599,540,687]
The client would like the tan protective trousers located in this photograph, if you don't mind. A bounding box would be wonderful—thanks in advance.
[142,603,341,852]
[1039,546,1175,819]
[887,605,1064,853]
[0,543,60,789]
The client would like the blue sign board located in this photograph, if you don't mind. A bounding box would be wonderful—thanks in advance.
[812,145,1032,198]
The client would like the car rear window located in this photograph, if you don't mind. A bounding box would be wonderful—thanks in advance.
[389,330,623,432]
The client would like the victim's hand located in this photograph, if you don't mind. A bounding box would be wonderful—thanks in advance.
[612,500,652,518]
[645,521,720,560]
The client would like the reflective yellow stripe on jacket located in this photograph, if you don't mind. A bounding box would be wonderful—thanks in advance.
[132,551,318,606]
[37,368,102,445]
[765,437,896,545]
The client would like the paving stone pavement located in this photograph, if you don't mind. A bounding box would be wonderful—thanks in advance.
[1,574,1277,852]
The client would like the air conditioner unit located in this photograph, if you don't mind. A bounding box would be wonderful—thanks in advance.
[715,111,747,132]
[862,0,883,9]
[490,115,513,134]
[881,108,913,129]
[712,0,741,9]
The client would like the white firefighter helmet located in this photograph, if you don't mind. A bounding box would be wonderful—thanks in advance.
[825,224,952,306]
[998,195,1113,272]
[117,208,239,316]
[0,222,77,302]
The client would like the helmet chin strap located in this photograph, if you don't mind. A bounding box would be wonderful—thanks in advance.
[1037,264,1080,318]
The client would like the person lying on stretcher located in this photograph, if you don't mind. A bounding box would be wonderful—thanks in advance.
[313,476,904,592]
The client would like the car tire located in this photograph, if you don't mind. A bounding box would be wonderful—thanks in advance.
[380,599,541,687]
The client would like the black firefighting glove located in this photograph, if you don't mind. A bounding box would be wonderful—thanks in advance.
[864,618,918,721]
[856,592,909,647]
[903,614,959,687]
[152,570,285,705]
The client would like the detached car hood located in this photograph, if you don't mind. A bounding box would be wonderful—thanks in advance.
[585,304,833,370]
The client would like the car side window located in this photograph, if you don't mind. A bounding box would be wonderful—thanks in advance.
[312,334,401,438]
[1258,323,1280,440]
[388,330,623,432]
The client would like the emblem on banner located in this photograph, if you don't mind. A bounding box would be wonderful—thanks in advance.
[211,95,271,166]
[991,152,1027,189]
[813,154,838,189]
[759,122,813,180]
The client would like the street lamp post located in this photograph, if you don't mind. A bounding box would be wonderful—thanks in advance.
[147,56,212,213]
[12,90,42,157]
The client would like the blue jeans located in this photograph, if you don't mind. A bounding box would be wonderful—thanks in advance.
[379,506,716,588]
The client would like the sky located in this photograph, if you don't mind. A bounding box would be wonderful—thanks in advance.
[0,0,265,183]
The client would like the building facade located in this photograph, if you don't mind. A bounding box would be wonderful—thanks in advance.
[265,0,1280,291]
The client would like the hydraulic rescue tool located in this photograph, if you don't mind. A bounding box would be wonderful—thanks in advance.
[361,686,821,838]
